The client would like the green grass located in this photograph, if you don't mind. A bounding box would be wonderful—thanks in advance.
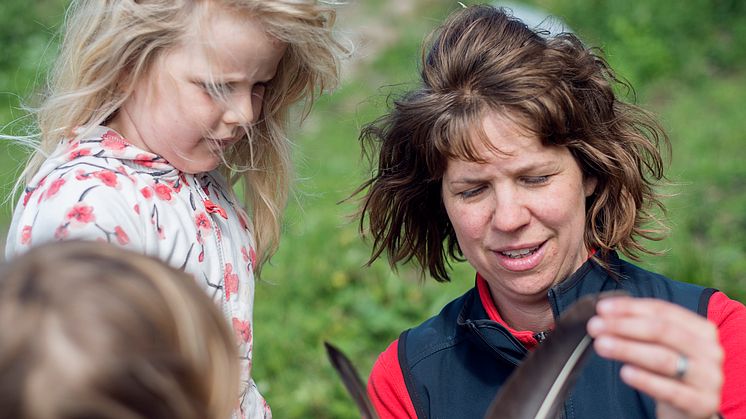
[636,74,746,301]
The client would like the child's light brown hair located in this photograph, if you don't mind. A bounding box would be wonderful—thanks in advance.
[0,241,239,419]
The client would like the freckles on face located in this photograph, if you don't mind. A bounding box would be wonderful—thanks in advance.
[441,112,596,302]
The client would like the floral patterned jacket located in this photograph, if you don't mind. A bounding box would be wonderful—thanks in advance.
[6,125,271,418]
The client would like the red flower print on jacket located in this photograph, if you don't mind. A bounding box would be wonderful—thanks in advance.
[66,140,80,152]
[140,187,153,199]
[225,263,239,300]
[46,178,66,199]
[195,212,211,233]
[204,199,228,219]
[22,188,34,207]
[20,225,32,245]
[68,148,91,161]
[75,169,89,181]
[66,203,95,224]
[54,225,69,240]
[154,183,173,201]
[134,154,157,168]
[241,246,256,273]
[232,318,252,343]
[114,226,130,245]
[93,170,118,188]
[101,130,127,150]
[116,166,136,183]
[249,246,257,269]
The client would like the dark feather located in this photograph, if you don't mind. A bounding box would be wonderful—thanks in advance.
[324,341,379,419]
[484,291,628,419]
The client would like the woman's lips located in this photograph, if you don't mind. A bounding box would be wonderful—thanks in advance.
[493,241,546,272]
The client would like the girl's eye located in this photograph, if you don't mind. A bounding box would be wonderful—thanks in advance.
[199,82,236,97]
[252,83,267,99]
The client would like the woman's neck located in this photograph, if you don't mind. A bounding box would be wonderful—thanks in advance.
[501,304,554,332]
[489,289,554,332]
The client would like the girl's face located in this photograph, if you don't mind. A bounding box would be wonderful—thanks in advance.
[441,111,597,307]
[109,8,286,174]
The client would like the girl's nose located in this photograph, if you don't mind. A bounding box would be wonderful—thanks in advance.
[223,92,260,126]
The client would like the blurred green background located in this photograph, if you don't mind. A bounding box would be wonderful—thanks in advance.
[1,0,744,417]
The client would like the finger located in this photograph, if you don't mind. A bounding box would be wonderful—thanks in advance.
[589,300,721,359]
[619,364,721,418]
[592,335,722,390]
[596,297,704,330]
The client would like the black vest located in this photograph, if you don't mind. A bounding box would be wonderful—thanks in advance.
[399,252,715,418]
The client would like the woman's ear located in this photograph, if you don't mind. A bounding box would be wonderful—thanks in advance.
[583,176,597,198]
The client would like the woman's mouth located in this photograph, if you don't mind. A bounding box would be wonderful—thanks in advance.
[494,242,546,271]
[499,246,540,259]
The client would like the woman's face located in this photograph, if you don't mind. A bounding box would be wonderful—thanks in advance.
[441,111,597,305]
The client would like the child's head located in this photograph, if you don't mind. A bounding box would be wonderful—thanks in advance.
[26,0,346,266]
[0,240,239,419]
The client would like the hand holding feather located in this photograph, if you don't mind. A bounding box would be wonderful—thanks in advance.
[588,296,724,419]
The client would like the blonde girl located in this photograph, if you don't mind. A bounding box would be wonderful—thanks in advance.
[5,0,345,416]
[0,240,239,419]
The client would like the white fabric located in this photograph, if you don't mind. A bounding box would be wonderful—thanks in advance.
[6,125,270,418]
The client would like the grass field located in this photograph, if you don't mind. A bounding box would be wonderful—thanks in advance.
[1,0,744,417]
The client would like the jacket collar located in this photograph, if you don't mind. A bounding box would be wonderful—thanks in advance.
[31,125,181,188]
[457,252,622,360]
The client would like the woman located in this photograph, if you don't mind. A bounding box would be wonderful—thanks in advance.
[356,5,746,418]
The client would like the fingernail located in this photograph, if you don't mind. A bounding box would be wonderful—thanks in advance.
[587,316,605,335]
[597,298,616,313]
[595,336,615,352]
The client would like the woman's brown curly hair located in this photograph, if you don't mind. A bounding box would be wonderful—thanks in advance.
[356,4,670,282]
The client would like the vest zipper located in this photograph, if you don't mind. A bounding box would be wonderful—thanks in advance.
[534,330,551,343]
[465,320,526,366]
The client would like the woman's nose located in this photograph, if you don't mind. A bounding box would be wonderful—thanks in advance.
[491,191,530,232]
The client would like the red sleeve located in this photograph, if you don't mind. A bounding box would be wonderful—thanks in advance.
[367,339,418,418]
[708,291,746,417]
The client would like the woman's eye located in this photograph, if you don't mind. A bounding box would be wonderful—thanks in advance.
[459,186,485,199]
[522,175,549,185]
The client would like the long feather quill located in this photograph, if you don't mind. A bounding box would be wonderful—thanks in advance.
[324,341,379,419]
[483,291,627,419]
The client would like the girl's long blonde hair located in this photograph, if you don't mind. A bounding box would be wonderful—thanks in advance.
[20,0,345,269]
[0,240,239,419]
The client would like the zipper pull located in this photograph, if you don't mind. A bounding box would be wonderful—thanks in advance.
[534,330,550,343]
